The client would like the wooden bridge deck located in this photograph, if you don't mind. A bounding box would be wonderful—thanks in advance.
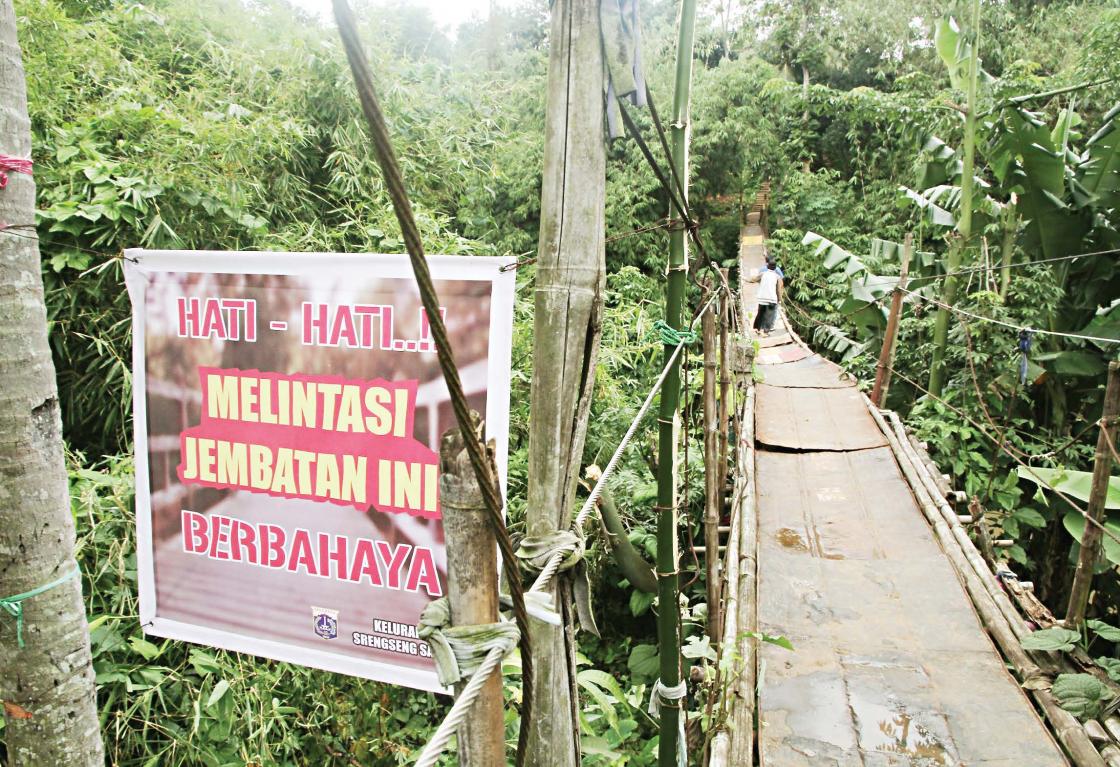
[738,222,1067,766]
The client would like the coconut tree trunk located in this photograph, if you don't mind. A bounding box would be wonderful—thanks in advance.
[525,0,605,763]
[0,2,103,763]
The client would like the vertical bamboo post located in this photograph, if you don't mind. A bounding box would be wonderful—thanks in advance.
[526,0,606,762]
[656,1,698,762]
[440,426,504,765]
[1065,361,1120,627]
[929,0,981,396]
[702,303,721,643]
[871,233,911,407]
[718,269,732,507]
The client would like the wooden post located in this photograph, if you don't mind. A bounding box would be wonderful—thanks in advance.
[871,233,911,407]
[440,426,504,765]
[526,0,605,762]
[1065,361,1120,628]
[702,303,722,642]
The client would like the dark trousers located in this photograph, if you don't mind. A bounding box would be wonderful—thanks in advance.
[753,302,777,332]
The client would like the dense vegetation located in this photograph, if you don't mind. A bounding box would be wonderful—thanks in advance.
[4,0,1120,763]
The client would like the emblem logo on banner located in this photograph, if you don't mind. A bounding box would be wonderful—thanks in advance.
[312,607,339,640]
[124,251,514,693]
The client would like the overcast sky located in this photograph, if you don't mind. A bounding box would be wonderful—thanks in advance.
[286,0,494,34]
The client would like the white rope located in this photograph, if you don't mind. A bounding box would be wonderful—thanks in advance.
[646,678,688,715]
[899,286,1120,345]
[412,644,508,767]
[529,289,723,594]
[415,287,727,765]
[647,680,689,767]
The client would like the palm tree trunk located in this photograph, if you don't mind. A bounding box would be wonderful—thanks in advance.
[0,2,103,763]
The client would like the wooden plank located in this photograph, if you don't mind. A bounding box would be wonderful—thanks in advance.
[755,384,887,451]
[755,449,1068,766]
[755,355,854,389]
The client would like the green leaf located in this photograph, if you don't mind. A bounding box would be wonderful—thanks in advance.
[206,680,231,709]
[629,590,655,617]
[1095,657,1120,683]
[1051,673,1112,720]
[1020,627,1081,652]
[128,636,162,661]
[681,635,717,662]
[1033,350,1107,377]
[189,648,222,676]
[627,644,659,683]
[1017,467,1120,510]
[1013,508,1046,529]
[1087,620,1120,642]
[1062,512,1120,566]
[1081,103,1120,203]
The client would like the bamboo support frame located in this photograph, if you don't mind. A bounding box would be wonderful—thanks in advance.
[1066,361,1120,627]
[709,384,757,767]
[870,403,1107,767]
[703,306,722,642]
[440,428,505,765]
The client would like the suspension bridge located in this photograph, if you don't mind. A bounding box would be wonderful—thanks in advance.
[718,208,1081,765]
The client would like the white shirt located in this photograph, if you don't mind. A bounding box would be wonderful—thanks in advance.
[757,269,780,304]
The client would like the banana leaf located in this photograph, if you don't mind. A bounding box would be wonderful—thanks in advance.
[1017,466,1120,509]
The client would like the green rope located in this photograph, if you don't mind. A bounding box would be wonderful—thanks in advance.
[652,319,699,347]
[1,569,79,648]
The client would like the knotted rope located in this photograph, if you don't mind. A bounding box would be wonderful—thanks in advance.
[517,531,597,635]
[0,154,32,189]
[1,569,79,648]
[652,319,699,346]
[648,679,688,767]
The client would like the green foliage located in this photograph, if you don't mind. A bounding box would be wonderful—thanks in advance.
[1051,673,1114,721]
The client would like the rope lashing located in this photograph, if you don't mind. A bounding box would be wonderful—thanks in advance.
[0,154,33,189]
[417,598,520,687]
[652,319,699,347]
[647,679,689,767]
[517,531,598,636]
[1,569,79,648]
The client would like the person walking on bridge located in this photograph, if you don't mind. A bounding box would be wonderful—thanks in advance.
[750,257,783,335]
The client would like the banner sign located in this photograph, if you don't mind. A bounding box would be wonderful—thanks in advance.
[124,250,515,692]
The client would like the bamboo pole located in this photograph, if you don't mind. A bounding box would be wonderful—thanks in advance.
[708,386,755,767]
[525,0,606,762]
[440,427,504,766]
[1066,361,1120,627]
[655,1,698,762]
[703,305,722,642]
[727,385,758,765]
[871,233,911,407]
[871,405,1106,767]
[718,270,732,521]
[929,0,981,396]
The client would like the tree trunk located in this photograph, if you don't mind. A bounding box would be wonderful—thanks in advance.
[525,0,605,763]
[0,2,104,763]
[929,0,980,397]
[801,64,810,173]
